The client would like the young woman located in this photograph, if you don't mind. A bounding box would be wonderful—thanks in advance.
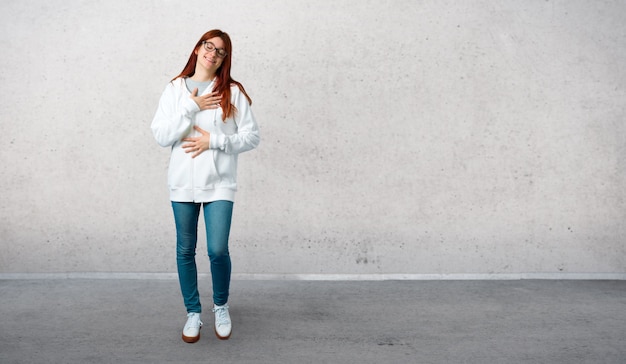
[151,29,260,343]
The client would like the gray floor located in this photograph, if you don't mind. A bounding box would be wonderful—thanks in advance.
[0,279,625,364]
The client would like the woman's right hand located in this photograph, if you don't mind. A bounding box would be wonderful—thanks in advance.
[190,88,221,110]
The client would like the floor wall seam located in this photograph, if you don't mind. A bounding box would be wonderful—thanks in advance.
[1,272,625,280]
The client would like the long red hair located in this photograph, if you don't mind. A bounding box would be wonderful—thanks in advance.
[172,29,251,122]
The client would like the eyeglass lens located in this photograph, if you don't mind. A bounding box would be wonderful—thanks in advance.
[204,41,227,58]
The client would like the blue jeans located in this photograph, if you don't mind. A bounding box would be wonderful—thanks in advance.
[171,200,233,313]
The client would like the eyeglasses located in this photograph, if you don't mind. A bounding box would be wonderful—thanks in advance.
[201,41,228,58]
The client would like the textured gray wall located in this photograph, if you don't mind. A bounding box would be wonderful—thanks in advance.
[1,1,624,276]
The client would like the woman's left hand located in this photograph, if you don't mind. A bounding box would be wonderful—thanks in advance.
[182,126,211,158]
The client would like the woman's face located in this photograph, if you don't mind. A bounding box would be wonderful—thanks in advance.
[195,36,226,74]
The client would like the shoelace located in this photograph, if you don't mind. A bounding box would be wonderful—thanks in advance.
[186,313,202,328]
[212,305,230,326]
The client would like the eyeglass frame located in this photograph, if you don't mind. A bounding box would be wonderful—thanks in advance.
[201,41,228,58]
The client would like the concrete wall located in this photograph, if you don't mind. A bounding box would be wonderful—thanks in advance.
[1,0,624,277]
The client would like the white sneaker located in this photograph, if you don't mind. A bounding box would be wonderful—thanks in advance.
[212,304,232,340]
[182,312,202,343]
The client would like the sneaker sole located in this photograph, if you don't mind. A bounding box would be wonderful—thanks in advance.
[182,332,201,343]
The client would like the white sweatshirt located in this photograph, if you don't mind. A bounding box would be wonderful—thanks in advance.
[151,77,260,202]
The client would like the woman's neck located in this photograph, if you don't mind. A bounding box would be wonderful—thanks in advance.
[190,67,215,82]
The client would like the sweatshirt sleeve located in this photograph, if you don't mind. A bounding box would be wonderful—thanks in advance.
[151,81,200,147]
[210,87,260,154]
